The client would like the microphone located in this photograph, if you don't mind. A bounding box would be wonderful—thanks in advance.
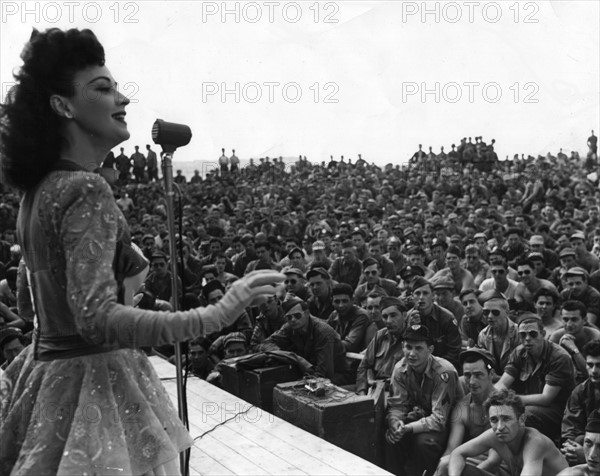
[151,119,192,153]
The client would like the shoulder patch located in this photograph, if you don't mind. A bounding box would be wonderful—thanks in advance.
[440,372,449,382]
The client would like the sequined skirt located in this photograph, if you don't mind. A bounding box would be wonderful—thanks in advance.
[0,345,192,475]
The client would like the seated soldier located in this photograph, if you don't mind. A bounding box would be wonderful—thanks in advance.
[533,287,563,336]
[562,340,600,466]
[434,348,498,476]
[258,297,352,385]
[353,257,400,304]
[447,389,568,476]
[514,257,558,305]
[558,411,600,476]
[458,289,486,349]
[386,324,463,476]
[407,276,462,368]
[550,302,600,383]
[206,332,250,386]
[327,283,371,353]
[282,266,311,302]
[561,267,600,326]
[306,267,334,320]
[476,291,520,371]
[249,294,286,351]
[495,313,576,442]
[356,297,407,395]
[432,277,465,324]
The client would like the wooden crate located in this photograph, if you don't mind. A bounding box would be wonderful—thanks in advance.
[220,357,300,412]
[273,378,379,464]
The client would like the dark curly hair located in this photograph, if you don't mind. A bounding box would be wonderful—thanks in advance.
[0,28,105,190]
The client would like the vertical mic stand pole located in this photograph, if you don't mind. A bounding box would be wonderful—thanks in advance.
[161,151,189,476]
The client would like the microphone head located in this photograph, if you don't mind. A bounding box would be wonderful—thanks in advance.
[152,119,192,153]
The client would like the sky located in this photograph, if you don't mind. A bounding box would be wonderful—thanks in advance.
[1,1,599,171]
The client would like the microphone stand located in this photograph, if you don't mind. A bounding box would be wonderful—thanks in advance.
[161,151,189,475]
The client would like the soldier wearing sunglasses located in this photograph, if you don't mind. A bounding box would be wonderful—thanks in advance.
[495,313,576,442]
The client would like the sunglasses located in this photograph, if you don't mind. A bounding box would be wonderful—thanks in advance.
[482,309,501,316]
[518,330,540,339]
[518,270,531,276]
[491,269,506,275]
[364,271,378,276]
[285,312,304,321]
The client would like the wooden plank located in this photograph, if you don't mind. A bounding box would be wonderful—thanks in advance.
[149,355,392,476]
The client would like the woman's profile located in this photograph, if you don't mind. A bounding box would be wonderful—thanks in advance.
[0,28,283,475]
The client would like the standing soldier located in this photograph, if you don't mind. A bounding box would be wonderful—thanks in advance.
[146,144,158,182]
[131,145,146,183]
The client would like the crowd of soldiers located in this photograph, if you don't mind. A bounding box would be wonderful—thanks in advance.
[1,131,599,476]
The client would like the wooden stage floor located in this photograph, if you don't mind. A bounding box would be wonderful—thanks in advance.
[150,355,392,476]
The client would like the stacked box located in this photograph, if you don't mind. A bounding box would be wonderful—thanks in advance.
[219,357,300,412]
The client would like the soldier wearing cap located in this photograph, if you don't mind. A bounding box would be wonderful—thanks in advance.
[432,277,465,324]
[328,283,371,353]
[386,324,462,476]
[558,410,600,476]
[408,277,462,367]
[258,297,351,384]
[561,341,600,467]
[310,240,332,271]
[250,293,286,351]
[553,247,579,289]
[356,297,408,396]
[561,267,600,326]
[495,313,576,442]
[282,267,311,302]
[354,257,400,305]
[434,348,498,476]
[305,268,335,320]
[528,234,560,271]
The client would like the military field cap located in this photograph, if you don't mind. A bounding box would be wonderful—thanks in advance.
[403,324,432,344]
[379,296,406,312]
[283,267,305,278]
[571,231,586,241]
[306,267,330,280]
[516,312,542,325]
[564,266,588,278]
[586,410,600,433]
[459,347,497,372]
[223,332,247,348]
[529,235,544,245]
[559,247,576,258]
[432,277,455,291]
[410,276,431,293]
[400,265,423,280]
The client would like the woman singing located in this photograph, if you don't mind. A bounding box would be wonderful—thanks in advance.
[0,28,283,475]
